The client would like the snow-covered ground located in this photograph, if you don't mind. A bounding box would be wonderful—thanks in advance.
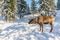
[0,10,60,40]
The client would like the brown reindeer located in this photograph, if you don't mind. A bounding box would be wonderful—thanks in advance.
[28,16,55,32]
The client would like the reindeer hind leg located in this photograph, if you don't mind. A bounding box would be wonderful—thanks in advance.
[50,23,53,32]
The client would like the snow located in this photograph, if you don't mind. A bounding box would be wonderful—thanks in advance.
[0,10,60,40]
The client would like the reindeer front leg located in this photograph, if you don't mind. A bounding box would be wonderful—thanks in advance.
[40,25,42,31]
[39,23,42,31]
[41,24,43,32]
[50,23,53,32]
[39,23,43,32]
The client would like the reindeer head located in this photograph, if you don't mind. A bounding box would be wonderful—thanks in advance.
[28,18,36,24]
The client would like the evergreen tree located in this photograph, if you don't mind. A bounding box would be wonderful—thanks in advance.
[39,0,56,16]
[26,4,31,15]
[31,0,37,16]
[57,0,60,10]
[5,0,17,22]
[17,0,27,18]
[0,0,5,16]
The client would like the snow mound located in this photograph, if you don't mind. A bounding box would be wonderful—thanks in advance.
[0,10,60,40]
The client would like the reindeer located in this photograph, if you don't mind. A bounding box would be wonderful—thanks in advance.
[28,16,55,32]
